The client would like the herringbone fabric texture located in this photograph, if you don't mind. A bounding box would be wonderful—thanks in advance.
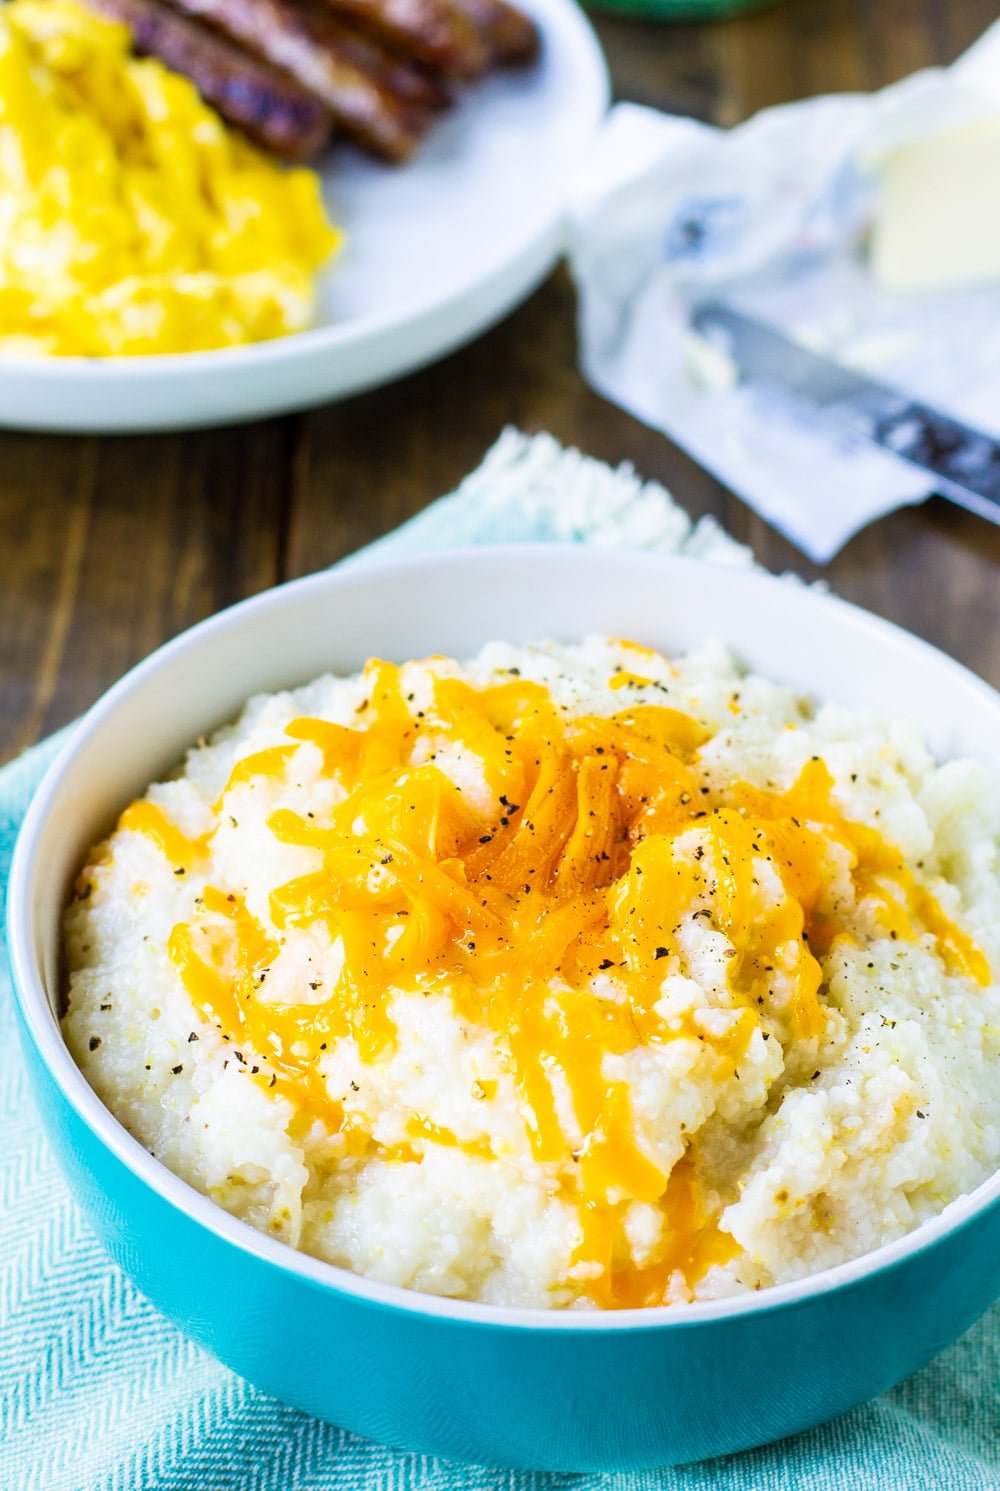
[2,432,998,1491]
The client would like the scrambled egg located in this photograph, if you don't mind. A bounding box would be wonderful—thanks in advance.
[0,0,340,356]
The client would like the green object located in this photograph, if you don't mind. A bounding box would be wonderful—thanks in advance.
[586,0,777,19]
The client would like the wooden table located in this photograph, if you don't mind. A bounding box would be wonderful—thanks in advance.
[3,0,998,766]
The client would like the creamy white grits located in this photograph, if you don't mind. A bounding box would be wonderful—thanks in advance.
[63,638,1000,1309]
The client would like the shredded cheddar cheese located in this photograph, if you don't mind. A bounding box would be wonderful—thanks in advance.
[108,652,989,1308]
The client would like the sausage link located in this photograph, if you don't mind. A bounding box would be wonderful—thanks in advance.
[163,0,430,158]
[315,0,488,79]
[83,0,333,160]
[448,0,537,63]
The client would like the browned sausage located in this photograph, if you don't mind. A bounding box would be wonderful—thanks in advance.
[309,12,452,112]
[81,0,332,160]
[314,0,488,79]
[161,0,431,158]
[448,0,537,63]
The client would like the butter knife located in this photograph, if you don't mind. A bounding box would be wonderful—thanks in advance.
[691,300,1000,527]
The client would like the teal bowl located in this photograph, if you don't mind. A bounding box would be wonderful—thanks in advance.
[9,547,1000,1471]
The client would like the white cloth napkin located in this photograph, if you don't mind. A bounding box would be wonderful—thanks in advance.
[566,23,1000,561]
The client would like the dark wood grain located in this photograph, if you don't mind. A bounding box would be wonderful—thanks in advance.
[1,423,288,759]
[2,0,998,766]
[289,266,1000,684]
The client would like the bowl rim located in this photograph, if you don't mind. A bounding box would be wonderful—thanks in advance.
[9,543,1000,1334]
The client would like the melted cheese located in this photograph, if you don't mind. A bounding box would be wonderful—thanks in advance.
[114,653,989,1307]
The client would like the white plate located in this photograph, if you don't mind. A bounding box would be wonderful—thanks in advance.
[0,0,608,433]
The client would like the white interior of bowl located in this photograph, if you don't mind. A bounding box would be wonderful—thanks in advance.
[9,545,1000,1328]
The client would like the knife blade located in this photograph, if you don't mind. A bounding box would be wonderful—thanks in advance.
[690,300,1000,526]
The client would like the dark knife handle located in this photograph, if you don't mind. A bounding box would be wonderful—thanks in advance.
[850,392,1000,507]
[692,300,1000,525]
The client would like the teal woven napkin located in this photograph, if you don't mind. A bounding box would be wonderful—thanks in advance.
[2,431,998,1491]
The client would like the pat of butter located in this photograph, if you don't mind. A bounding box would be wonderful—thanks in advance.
[870,117,1000,293]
